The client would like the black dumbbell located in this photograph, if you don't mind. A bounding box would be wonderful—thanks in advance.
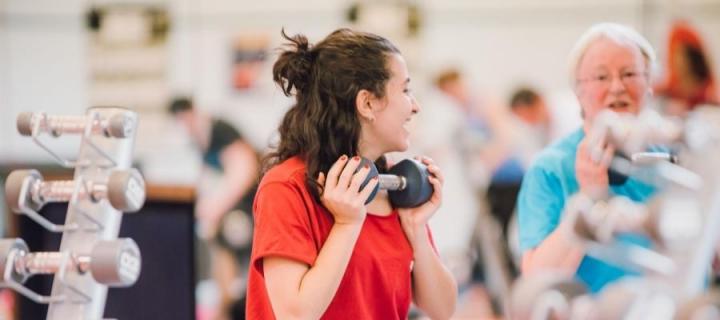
[357,157,433,208]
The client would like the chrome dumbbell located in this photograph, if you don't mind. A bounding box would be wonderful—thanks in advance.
[589,109,683,157]
[591,279,676,320]
[4,168,146,214]
[0,238,141,289]
[16,111,135,138]
[569,194,649,244]
[569,192,700,252]
[677,290,720,320]
[588,109,681,186]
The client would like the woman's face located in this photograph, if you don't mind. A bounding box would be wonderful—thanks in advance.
[360,54,419,158]
[575,37,651,130]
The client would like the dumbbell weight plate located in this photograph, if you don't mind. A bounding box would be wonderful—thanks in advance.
[4,170,43,213]
[388,159,433,208]
[16,112,35,136]
[510,274,588,320]
[107,112,134,138]
[0,238,30,284]
[358,157,380,205]
[90,238,142,287]
[107,169,146,212]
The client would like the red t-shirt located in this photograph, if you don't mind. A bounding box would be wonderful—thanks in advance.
[246,156,417,319]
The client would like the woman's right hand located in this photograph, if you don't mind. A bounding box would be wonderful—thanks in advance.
[317,155,378,226]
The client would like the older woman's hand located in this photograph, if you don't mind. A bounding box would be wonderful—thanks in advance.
[576,135,614,199]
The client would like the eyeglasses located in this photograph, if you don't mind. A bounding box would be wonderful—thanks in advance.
[577,70,648,88]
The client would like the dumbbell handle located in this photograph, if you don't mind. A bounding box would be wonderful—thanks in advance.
[378,174,407,191]
[45,115,94,135]
[32,180,106,204]
[18,113,99,136]
[631,152,678,164]
[14,252,90,276]
[17,112,133,138]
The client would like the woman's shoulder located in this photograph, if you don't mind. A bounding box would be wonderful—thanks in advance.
[260,156,308,189]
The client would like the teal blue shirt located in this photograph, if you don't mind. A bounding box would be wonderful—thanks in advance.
[517,128,656,293]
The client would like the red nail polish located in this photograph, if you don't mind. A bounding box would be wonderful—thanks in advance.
[340,155,347,160]
[353,156,360,161]
[364,164,369,169]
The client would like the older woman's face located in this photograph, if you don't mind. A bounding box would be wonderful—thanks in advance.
[575,37,650,128]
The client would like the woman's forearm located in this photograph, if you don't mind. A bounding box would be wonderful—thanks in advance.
[411,230,458,320]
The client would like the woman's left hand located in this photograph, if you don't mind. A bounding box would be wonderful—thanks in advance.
[398,156,444,248]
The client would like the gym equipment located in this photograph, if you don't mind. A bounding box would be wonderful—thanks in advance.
[509,105,720,319]
[589,109,681,186]
[357,157,433,208]
[570,191,702,254]
[220,209,253,250]
[591,279,677,320]
[4,169,146,232]
[17,111,134,139]
[0,238,141,302]
[608,150,678,185]
[676,290,720,320]
[2,107,145,319]
[509,274,590,320]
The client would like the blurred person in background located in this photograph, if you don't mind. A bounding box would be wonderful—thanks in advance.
[169,97,259,320]
[431,69,516,185]
[517,23,659,293]
[655,20,718,117]
[420,68,524,316]
[488,87,553,274]
[429,71,528,242]
[411,69,482,289]
[508,86,551,158]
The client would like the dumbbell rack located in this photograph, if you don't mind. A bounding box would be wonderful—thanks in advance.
[582,107,720,297]
[2,107,144,320]
[510,106,720,319]
[653,107,720,297]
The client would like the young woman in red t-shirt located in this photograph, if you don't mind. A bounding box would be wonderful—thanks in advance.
[245,28,458,319]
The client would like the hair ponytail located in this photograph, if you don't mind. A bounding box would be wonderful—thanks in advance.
[273,29,315,96]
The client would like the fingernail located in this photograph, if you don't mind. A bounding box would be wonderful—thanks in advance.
[364,164,369,169]
[372,176,378,180]
[353,156,360,161]
[340,154,347,160]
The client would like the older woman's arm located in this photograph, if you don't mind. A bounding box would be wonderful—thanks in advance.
[522,135,612,275]
[521,219,585,276]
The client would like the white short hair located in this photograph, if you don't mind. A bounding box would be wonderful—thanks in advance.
[568,23,656,87]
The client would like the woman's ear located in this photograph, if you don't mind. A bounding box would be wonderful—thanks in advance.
[356,89,375,122]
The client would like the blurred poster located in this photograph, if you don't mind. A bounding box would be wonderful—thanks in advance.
[85,5,170,112]
[231,34,270,91]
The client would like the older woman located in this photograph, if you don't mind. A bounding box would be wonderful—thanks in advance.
[516,23,657,293]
